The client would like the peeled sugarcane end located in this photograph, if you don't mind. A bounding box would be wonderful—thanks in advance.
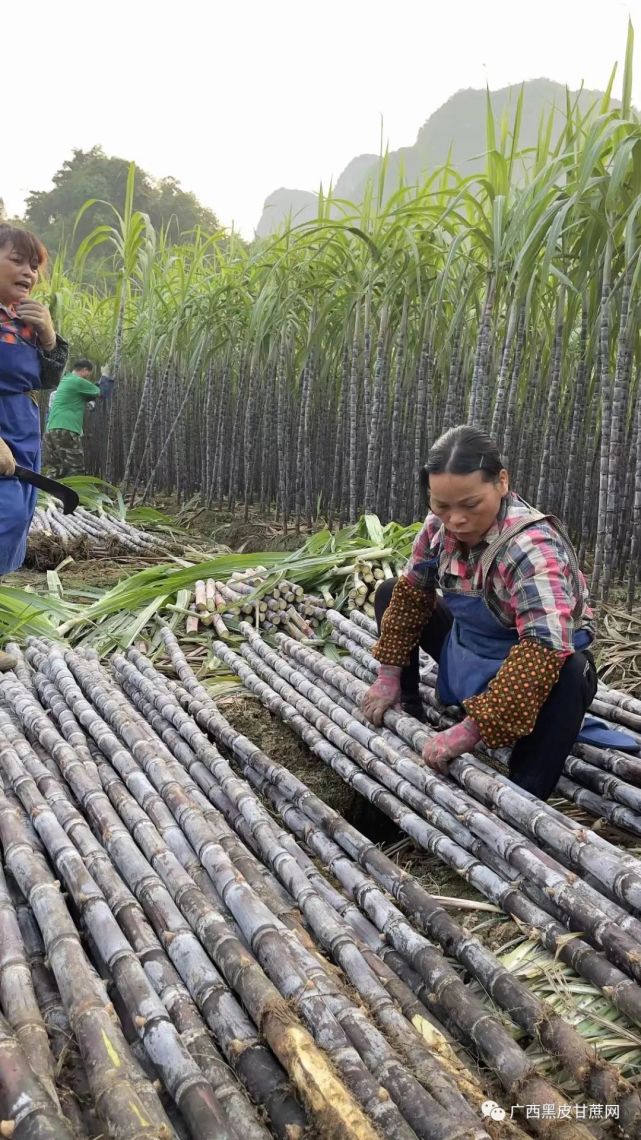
[411,1013,447,1046]
[134,1015,147,1029]
[0,1122,15,1137]
[376,1087,390,1102]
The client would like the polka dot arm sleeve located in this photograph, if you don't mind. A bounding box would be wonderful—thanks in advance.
[463,638,565,748]
[372,576,436,667]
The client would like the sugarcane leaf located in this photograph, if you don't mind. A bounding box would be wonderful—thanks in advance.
[362,514,385,546]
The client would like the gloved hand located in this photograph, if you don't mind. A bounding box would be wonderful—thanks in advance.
[422,717,481,773]
[361,664,402,725]
[0,437,16,476]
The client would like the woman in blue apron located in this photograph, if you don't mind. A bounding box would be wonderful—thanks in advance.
[361,424,637,801]
[0,224,68,669]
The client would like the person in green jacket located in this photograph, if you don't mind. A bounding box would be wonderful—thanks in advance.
[43,359,113,477]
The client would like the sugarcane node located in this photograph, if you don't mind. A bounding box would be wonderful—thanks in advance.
[223,1035,249,1061]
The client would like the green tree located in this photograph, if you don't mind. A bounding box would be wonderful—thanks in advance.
[24,146,221,259]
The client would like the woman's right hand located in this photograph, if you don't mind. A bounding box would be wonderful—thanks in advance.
[0,438,16,476]
[361,664,402,725]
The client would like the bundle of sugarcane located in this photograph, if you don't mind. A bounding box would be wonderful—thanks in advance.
[345,558,395,618]
[28,503,167,559]
[0,637,566,1139]
[178,569,328,640]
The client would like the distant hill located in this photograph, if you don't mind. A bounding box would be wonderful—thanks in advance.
[255,79,612,237]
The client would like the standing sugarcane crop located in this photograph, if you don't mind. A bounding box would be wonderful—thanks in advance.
[361,424,639,799]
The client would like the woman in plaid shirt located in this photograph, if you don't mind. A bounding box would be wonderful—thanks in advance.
[361,424,635,800]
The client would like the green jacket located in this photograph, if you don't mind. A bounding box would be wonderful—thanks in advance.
[46,371,101,436]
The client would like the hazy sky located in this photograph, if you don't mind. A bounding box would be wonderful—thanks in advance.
[4,0,640,237]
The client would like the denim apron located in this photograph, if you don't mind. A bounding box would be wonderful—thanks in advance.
[435,511,639,753]
[0,333,42,574]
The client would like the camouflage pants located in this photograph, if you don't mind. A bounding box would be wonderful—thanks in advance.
[42,429,85,478]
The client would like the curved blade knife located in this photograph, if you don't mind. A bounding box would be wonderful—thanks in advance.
[13,466,80,515]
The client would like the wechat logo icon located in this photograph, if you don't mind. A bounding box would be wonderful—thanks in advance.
[481,1100,507,1121]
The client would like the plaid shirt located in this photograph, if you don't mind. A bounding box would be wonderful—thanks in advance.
[404,492,593,655]
[0,303,68,393]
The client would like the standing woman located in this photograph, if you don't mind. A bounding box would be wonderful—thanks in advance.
[0,225,68,666]
[361,424,634,801]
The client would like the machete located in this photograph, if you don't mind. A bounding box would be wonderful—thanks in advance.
[13,466,79,515]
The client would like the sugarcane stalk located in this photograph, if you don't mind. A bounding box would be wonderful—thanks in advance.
[0,1009,76,1140]
[185,607,199,634]
[194,581,207,613]
[0,859,59,1109]
[205,580,217,612]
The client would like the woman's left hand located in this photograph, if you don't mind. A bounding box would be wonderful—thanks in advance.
[15,302,56,350]
[421,717,481,773]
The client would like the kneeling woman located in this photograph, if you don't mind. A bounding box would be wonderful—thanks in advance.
[361,424,605,801]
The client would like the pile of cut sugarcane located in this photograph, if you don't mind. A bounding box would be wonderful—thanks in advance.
[176,554,397,641]
[29,502,167,556]
[3,637,641,1138]
[345,556,394,617]
[200,618,641,1122]
[182,568,329,638]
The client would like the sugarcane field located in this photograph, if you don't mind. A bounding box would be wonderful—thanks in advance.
[6,7,641,1140]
